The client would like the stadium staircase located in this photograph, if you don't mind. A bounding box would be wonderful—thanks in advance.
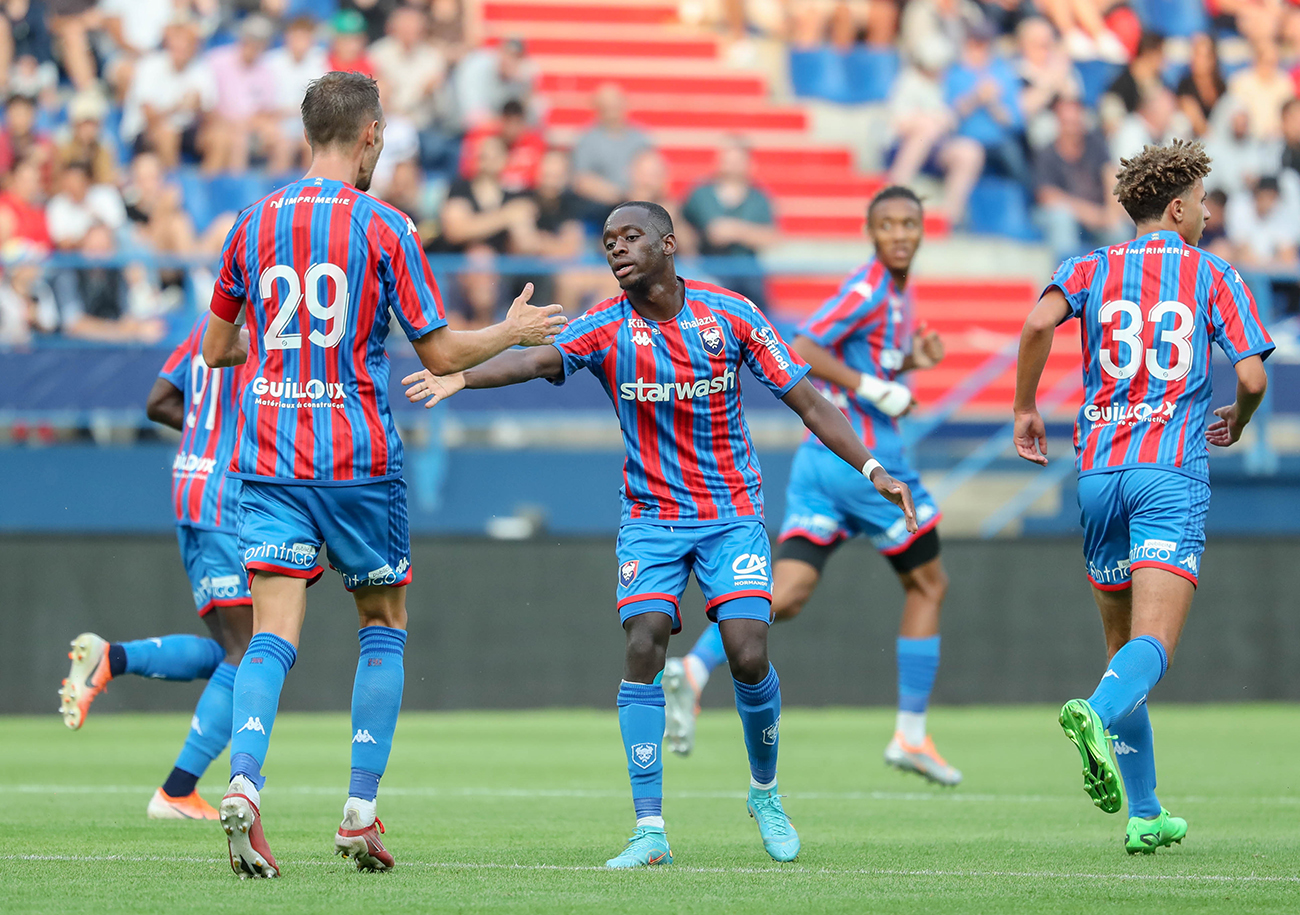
[484,0,1079,415]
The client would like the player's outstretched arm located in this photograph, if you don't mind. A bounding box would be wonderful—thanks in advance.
[782,377,918,532]
[1013,289,1070,465]
[403,346,565,408]
[202,314,249,368]
[411,283,567,376]
[792,334,915,417]
[145,379,185,431]
[1207,355,1268,447]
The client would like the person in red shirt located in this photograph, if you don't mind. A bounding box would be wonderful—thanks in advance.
[458,98,547,192]
[327,9,376,77]
[0,154,51,254]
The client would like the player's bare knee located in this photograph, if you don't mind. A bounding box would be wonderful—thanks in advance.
[902,560,949,607]
[354,586,408,630]
[622,613,670,681]
[725,641,770,683]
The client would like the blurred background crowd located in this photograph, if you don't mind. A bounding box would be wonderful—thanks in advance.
[0,0,1297,350]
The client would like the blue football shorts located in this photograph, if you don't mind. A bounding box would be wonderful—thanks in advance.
[777,444,941,556]
[237,478,412,591]
[177,524,251,616]
[1077,467,1209,590]
[615,519,775,632]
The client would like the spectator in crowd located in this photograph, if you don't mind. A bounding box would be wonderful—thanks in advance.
[0,0,55,97]
[339,0,391,43]
[459,98,546,192]
[1226,174,1299,269]
[1099,30,1164,131]
[516,148,588,306]
[122,151,229,260]
[327,8,376,77]
[264,15,328,172]
[1033,97,1126,260]
[888,33,985,224]
[1039,0,1135,62]
[455,36,536,128]
[1177,33,1226,138]
[120,15,218,170]
[1215,0,1283,47]
[45,0,97,90]
[625,147,691,250]
[56,90,117,185]
[790,0,901,49]
[944,20,1029,186]
[571,83,652,206]
[97,0,172,99]
[1199,187,1232,257]
[1204,97,1270,198]
[899,0,981,72]
[1015,16,1082,147]
[1110,86,1190,162]
[0,91,52,182]
[380,158,436,234]
[0,261,56,347]
[1276,97,1300,174]
[437,134,536,328]
[682,135,777,311]
[370,77,421,196]
[1227,38,1295,141]
[45,160,126,249]
[370,5,446,134]
[50,222,165,342]
[0,152,48,253]
[206,14,287,173]
[429,0,473,66]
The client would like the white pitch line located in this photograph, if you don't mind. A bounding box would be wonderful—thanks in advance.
[2,854,1297,883]
[7,784,1300,806]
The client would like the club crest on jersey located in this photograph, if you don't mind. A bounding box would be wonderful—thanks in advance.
[699,326,724,356]
[631,742,658,769]
[619,559,639,587]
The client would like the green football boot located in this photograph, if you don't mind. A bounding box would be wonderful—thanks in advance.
[1059,699,1124,814]
[604,826,672,868]
[1125,808,1187,854]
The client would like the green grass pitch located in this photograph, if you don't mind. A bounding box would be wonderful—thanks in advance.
[3,705,1298,914]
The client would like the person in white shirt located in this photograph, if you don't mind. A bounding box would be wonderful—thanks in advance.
[96,0,173,97]
[264,16,328,170]
[46,161,126,249]
[120,16,218,170]
[1226,174,1300,269]
[369,6,446,131]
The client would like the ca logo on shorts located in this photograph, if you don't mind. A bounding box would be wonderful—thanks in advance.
[619,560,639,587]
[732,553,769,586]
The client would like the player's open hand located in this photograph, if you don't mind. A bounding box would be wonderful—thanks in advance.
[1014,409,1049,465]
[870,468,918,533]
[1206,403,1246,447]
[911,324,945,369]
[506,282,568,347]
[403,369,465,409]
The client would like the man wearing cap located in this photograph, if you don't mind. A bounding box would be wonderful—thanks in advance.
[328,9,377,77]
[206,15,288,173]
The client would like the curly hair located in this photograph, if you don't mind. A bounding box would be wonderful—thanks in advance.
[1113,139,1212,224]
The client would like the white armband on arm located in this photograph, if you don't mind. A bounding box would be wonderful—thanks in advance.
[856,372,912,417]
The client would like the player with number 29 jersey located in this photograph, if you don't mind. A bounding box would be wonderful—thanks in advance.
[1048,231,1273,483]
[211,176,446,485]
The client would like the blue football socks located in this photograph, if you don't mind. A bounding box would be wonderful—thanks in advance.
[110,635,224,681]
[897,635,941,713]
[1088,635,1168,729]
[1110,703,1161,819]
[162,661,237,798]
[348,626,408,802]
[229,632,297,791]
[617,681,665,823]
[686,623,727,675]
[733,665,782,787]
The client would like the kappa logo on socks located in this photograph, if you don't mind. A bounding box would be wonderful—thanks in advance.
[631,742,658,769]
[352,729,378,744]
[236,717,266,735]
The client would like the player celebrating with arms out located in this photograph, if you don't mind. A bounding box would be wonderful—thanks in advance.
[404,201,917,867]
[1014,140,1272,853]
[201,71,565,878]
[663,186,961,786]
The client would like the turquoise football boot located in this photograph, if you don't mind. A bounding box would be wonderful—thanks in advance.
[747,786,800,862]
[604,826,672,868]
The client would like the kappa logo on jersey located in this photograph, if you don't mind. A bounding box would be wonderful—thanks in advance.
[732,553,769,585]
[352,729,378,744]
[1088,557,1131,586]
[245,540,319,567]
[1103,669,1120,680]
[619,368,737,403]
[173,453,218,475]
[237,716,266,735]
[749,326,790,370]
[699,326,725,356]
[1131,539,1179,564]
[630,742,658,769]
[762,717,780,746]
[1083,400,1177,425]
[1113,739,1138,755]
[1180,554,1199,574]
[619,559,639,587]
[251,377,347,405]
[632,330,654,347]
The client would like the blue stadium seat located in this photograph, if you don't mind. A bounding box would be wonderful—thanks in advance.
[966,176,1040,241]
[1076,60,1123,107]
[843,47,899,103]
[175,168,214,232]
[285,0,337,18]
[1132,0,1208,37]
[788,47,850,102]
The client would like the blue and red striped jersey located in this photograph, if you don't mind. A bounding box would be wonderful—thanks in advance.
[552,280,810,524]
[797,258,912,456]
[1046,230,1274,481]
[210,177,447,484]
[158,314,246,530]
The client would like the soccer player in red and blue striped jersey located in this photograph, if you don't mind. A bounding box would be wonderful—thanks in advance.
[664,187,960,786]
[199,72,565,877]
[59,314,252,821]
[403,201,918,867]
[1015,140,1272,853]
